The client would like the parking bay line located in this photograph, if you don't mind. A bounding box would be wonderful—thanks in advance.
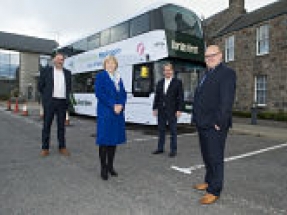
[171,142,287,174]
[127,132,197,143]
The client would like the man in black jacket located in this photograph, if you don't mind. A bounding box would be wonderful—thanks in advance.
[152,63,184,157]
[192,45,236,204]
[38,53,72,157]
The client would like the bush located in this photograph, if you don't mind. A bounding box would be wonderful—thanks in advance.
[258,112,274,120]
[232,110,251,118]
[233,110,287,122]
[0,95,10,101]
[11,88,19,97]
[273,112,287,121]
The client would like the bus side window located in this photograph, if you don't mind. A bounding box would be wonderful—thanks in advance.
[132,64,153,97]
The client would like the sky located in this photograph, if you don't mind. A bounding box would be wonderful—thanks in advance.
[0,0,278,46]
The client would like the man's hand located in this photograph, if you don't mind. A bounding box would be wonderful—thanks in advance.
[153,110,158,117]
[176,111,182,118]
[215,124,220,131]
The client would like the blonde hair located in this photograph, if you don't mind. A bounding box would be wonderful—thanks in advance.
[103,55,118,70]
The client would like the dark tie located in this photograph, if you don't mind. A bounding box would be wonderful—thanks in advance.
[199,69,213,86]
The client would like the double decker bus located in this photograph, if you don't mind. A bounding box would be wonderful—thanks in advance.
[56,2,205,125]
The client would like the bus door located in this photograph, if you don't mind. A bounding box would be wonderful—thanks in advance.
[176,67,200,113]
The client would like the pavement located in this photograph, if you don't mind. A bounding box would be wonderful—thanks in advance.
[0,101,286,215]
[231,117,287,141]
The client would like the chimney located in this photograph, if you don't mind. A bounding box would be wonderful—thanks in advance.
[229,0,246,14]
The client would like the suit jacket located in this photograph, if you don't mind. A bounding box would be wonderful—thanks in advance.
[95,70,127,145]
[38,66,72,108]
[192,63,236,130]
[153,77,184,117]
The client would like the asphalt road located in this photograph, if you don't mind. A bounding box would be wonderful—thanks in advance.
[0,108,286,215]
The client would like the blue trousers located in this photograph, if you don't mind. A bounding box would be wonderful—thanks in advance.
[157,110,177,152]
[42,98,67,150]
[197,127,228,196]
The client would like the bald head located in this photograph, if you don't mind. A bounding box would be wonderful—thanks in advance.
[205,45,223,69]
[206,45,221,53]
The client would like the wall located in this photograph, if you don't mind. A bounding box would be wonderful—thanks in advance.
[213,14,287,111]
[19,53,40,101]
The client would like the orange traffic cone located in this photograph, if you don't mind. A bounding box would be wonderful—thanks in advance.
[6,100,11,111]
[22,103,28,116]
[65,111,70,126]
[13,98,19,113]
[39,105,44,119]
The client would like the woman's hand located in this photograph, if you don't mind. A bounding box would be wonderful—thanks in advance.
[114,104,123,114]
[153,110,158,117]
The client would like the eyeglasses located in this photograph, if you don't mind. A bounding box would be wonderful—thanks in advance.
[205,52,220,59]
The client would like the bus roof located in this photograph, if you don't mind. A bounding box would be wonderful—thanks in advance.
[57,1,199,49]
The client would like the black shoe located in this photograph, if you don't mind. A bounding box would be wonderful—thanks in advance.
[152,150,164,155]
[101,168,108,180]
[109,169,118,177]
[169,151,177,157]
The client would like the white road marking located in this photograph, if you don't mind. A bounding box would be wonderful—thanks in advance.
[171,142,287,174]
[127,136,158,143]
[171,164,204,174]
[127,132,197,143]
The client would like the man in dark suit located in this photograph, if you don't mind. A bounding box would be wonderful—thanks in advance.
[38,53,72,157]
[192,45,236,204]
[152,63,184,157]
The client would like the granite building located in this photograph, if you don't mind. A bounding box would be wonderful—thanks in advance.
[203,0,287,112]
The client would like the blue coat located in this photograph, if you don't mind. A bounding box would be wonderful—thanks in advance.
[95,70,127,146]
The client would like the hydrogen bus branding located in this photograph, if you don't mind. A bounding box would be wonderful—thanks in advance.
[57,2,206,125]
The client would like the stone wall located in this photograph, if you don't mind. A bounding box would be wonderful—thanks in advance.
[212,14,287,111]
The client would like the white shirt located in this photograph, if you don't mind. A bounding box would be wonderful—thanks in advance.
[164,77,172,94]
[53,67,66,99]
[107,71,120,91]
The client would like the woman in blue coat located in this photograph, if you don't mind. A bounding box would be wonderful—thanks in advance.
[95,56,127,180]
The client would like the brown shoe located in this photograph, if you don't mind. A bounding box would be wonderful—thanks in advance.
[59,148,70,156]
[40,149,49,157]
[193,183,208,191]
[200,193,219,205]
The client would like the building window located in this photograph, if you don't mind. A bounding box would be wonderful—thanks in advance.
[39,55,52,69]
[254,75,267,106]
[0,49,19,80]
[256,25,269,55]
[225,35,235,62]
